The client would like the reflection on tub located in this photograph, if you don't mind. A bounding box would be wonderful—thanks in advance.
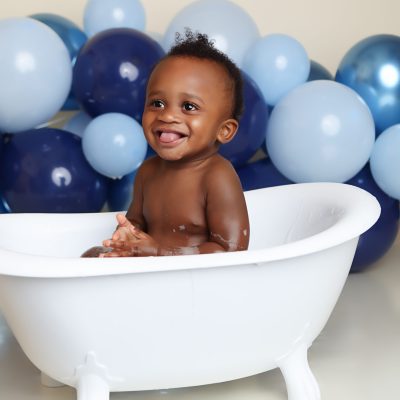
[0,183,380,400]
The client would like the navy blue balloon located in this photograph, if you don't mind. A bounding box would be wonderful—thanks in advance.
[219,72,269,167]
[0,196,9,213]
[347,164,399,272]
[31,13,88,111]
[0,129,110,213]
[336,34,400,134]
[73,28,165,122]
[235,157,292,191]
[308,60,333,81]
[107,171,137,212]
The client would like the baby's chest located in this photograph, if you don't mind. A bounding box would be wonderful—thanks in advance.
[142,180,207,232]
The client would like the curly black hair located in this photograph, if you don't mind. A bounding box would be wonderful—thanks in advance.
[166,29,244,120]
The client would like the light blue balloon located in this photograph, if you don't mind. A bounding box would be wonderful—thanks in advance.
[243,34,310,106]
[0,18,72,133]
[82,113,147,179]
[266,80,375,183]
[84,0,146,38]
[162,0,259,67]
[63,111,92,137]
[370,124,400,200]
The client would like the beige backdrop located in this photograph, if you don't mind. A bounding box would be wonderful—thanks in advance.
[1,0,399,73]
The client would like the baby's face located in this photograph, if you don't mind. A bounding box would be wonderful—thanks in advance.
[142,56,233,162]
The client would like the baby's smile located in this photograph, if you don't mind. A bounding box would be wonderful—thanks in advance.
[157,129,188,146]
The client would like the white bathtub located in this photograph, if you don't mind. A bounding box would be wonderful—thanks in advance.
[0,183,380,400]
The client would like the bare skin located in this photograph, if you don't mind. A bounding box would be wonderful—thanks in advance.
[83,56,250,257]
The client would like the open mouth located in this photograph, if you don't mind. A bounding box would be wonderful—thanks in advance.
[157,130,187,145]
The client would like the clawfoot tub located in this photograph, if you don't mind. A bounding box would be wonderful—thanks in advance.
[0,183,380,400]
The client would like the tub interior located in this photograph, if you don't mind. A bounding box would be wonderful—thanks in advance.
[0,185,345,258]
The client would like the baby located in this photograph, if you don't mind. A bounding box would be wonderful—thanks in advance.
[82,30,249,257]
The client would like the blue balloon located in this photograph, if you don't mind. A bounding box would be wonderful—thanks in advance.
[347,164,399,273]
[336,34,400,134]
[73,28,164,122]
[0,129,109,213]
[370,124,400,200]
[0,18,72,133]
[107,171,136,211]
[266,80,375,183]
[0,198,10,213]
[219,72,269,167]
[0,134,8,213]
[235,157,292,191]
[63,111,92,138]
[243,34,310,106]
[308,60,333,81]
[84,0,146,38]
[30,13,88,111]
[82,113,147,179]
[162,0,259,67]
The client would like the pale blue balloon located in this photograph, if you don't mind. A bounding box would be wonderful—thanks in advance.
[243,34,310,106]
[84,0,146,37]
[370,124,400,200]
[82,113,147,179]
[162,0,259,67]
[63,111,92,137]
[266,80,375,183]
[0,18,72,133]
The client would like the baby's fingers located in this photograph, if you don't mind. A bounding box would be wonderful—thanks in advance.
[129,225,148,239]
[102,239,127,249]
[116,213,131,228]
[100,250,134,258]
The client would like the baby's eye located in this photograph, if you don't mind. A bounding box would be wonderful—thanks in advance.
[150,99,164,108]
[182,102,198,111]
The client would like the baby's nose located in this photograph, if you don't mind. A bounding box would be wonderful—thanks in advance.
[158,107,181,123]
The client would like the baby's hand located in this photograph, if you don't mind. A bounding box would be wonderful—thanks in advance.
[109,214,137,242]
[102,223,159,257]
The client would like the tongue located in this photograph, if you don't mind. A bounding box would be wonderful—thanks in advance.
[159,132,182,143]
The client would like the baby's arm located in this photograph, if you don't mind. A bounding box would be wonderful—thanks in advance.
[196,162,250,253]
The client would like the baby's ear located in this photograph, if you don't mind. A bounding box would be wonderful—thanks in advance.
[217,119,239,144]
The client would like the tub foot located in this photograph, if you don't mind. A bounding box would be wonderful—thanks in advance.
[77,374,109,400]
[277,343,321,400]
[41,372,65,387]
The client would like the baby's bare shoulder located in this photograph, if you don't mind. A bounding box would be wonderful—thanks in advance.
[205,154,239,179]
[202,155,243,194]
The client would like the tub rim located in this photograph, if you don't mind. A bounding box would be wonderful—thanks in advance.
[0,182,381,278]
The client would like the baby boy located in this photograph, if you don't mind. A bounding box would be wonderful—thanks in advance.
[82,30,249,257]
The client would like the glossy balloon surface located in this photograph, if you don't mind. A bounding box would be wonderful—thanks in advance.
[0,129,109,213]
[107,171,136,212]
[84,0,146,37]
[162,0,259,67]
[220,72,269,167]
[336,34,400,134]
[73,28,164,122]
[235,157,292,191]
[243,34,310,105]
[308,60,333,81]
[370,124,400,200]
[0,18,72,133]
[82,113,147,179]
[266,80,375,183]
[347,165,399,272]
[31,13,87,110]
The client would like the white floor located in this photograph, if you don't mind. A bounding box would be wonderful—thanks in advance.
[1,236,399,400]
